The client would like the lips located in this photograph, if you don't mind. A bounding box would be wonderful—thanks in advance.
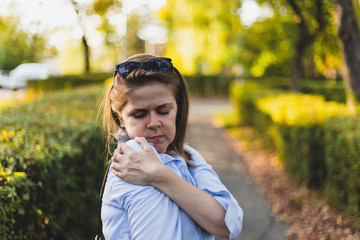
[148,135,163,141]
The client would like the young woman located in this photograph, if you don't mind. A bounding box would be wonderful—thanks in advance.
[101,53,243,239]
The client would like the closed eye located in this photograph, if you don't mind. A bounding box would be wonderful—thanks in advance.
[158,110,170,115]
[157,105,172,115]
[133,111,148,119]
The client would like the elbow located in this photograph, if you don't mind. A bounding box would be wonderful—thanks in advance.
[209,219,230,239]
[216,228,230,239]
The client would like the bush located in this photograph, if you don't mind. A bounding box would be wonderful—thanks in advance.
[234,77,346,103]
[301,80,346,103]
[0,86,107,239]
[256,94,352,187]
[229,81,281,126]
[185,75,235,96]
[324,117,360,219]
[27,73,112,92]
[230,80,360,219]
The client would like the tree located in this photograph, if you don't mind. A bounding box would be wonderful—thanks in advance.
[278,0,327,91]
[70,0,91,73]
[236,5,296,78]
[0,16,46,70]
[332,0,360,108]
[93,0,146,61]
[158,0,242,75]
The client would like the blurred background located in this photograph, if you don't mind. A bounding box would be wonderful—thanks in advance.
[1,0,360,239]
[0,0,353,80]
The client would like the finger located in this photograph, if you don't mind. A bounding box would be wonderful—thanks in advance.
[112,168,123,179]
[111,161,121,171]
[135,137,151,150]
[119,142,135,155]
[112,152,124,162]
[115,146,123,154]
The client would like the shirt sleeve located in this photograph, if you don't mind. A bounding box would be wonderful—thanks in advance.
[110,180,185,240]
[185,145,244,239]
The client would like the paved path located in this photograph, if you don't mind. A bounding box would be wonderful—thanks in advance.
[187,98,291,240]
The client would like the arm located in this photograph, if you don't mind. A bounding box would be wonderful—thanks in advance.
[103,171,201,239]
[185,145,243,239]
[112,137,230,238]
[153,165,230,238]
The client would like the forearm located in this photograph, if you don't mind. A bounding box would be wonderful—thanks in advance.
[152,167,230,238]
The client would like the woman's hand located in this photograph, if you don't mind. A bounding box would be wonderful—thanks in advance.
[111,137,167,186]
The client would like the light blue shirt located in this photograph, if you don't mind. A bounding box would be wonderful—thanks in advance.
[101,139,243,240]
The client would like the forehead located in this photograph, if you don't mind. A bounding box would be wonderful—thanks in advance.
[125,82,176,109]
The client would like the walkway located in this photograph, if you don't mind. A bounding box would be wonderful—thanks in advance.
[187,98,291,240]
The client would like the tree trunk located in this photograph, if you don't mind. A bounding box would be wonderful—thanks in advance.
[70,0,91,74]
[291,40,305,92]
[285,0,310,92]
[82,35,90,73]
[286,0,325,93]
[332,0,360,109]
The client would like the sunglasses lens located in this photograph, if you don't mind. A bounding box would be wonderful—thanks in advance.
[146,59,171,72]
[115,58,172,79]
[117,62,141,78]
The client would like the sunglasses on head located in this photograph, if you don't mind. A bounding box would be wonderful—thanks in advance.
[114,57,173,79]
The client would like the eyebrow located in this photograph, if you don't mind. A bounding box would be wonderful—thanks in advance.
[130,103,174,113]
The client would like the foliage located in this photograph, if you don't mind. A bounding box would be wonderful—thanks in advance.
[229,81,282,126]
[256,94,350,126]
[158,0,242,75]
[0,86,107,239]
[301,79,346,102]
[256,94,352,186]
[27,73,111,92]
[237,7,296,77]
[230,81,351,186]
[324,117,360,220]
[185,75,235,96]
[93,0,145,56]
[0,16,46,70]
[93,0,122,48]
[230,79,360,219]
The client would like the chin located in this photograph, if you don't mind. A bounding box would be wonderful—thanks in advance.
[154,145,166,154]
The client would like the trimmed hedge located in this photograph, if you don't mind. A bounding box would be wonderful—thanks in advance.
[28,73,234,97]
[230,81,359,219]
[27,73,112,92]
[256,94,352,187]
[0,86,107,239]
[324,117,360,219]
[185,75,235,96]
[229,81,284,145]
[235,77,346,103]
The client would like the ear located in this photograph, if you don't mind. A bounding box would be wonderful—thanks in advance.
[119,119,125,128]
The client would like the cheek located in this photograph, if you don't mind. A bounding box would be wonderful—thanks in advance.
[124,119,146,138]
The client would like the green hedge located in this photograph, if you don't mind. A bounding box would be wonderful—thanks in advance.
[27,73,112,92]
[27,73,234,97]
[230,81,360,219]
[0,86,107,239]
[256,94,352,187]
[235,77,346,103]
[324,117,360,219]
[185,75,235,96]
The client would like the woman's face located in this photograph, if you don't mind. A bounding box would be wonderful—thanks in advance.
[119,82,177,153]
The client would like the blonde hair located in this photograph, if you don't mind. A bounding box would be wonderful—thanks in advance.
[101,54,193,166]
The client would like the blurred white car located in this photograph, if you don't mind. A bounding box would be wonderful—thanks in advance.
[0,63,50,90]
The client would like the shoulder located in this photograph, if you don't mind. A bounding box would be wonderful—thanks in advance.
[183,144,207,166]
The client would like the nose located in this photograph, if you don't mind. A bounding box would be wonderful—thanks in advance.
[147,112,161,129]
